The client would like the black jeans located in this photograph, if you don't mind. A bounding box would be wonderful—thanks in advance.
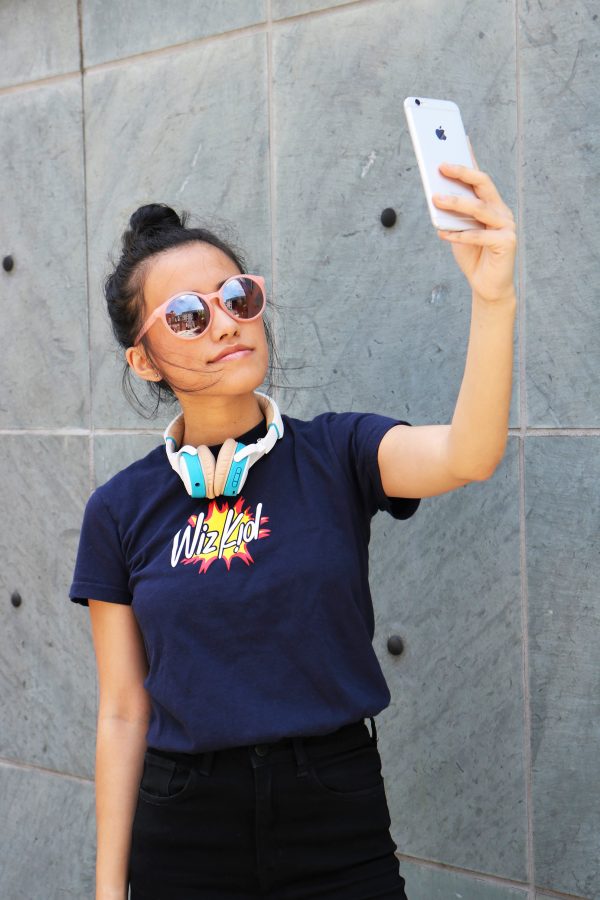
[128,717,408,899]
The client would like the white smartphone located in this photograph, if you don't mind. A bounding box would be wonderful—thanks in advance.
[403,96,479,232]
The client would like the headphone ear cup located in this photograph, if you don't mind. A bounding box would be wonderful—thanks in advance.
[196,445,217,499]
[213,438,238,497]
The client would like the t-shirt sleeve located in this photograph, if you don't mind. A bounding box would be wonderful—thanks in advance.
[68,487,132,607]
[326,411,421,520]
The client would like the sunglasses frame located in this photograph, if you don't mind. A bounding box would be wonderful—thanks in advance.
[133,273,266,346]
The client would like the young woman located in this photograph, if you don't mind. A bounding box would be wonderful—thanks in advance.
[69,148,517,900]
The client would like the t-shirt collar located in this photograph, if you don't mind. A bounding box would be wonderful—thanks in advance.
[207,415,268,455]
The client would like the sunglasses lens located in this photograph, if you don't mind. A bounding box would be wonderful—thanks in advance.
[222,277,265,319]
[165,293,209,337]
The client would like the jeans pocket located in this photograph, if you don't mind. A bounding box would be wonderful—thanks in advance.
[138,751,197,806]
[308,742,386,800]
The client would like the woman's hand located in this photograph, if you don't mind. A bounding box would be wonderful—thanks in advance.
[433,137,517,304]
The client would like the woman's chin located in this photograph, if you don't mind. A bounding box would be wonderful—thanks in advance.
[205,361,269,394]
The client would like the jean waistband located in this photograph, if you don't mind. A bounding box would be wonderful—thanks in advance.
[146,716,378,774]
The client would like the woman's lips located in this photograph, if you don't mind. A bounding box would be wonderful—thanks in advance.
[211,348,253,362]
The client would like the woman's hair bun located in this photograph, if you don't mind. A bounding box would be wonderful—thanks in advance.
[128,203,182,238]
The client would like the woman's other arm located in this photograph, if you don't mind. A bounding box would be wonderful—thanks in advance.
[378,144,518,499]
[88,600,151,900]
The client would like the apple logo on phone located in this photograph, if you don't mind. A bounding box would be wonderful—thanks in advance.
[435,126,447,141]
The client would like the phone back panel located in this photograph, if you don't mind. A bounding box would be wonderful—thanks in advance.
[404,97,479,231]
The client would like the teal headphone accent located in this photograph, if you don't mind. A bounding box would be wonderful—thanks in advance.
[163,390,284,499]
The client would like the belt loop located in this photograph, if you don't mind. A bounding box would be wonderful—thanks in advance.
[291,736,310,778]
[368,716,378,746]
[197,749,215,776]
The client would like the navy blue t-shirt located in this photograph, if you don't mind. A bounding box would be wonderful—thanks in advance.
[69,410,420,753]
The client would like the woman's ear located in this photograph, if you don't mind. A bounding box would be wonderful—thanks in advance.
[125,345,160,381]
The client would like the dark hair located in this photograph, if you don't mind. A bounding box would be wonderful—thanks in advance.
[104,203,284,418]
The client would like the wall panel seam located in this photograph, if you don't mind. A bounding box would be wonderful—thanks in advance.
[515,0,535,895]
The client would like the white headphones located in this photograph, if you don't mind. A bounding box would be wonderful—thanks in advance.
[164,390,284,498]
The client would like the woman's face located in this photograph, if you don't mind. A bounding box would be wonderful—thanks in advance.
[127,241,269,397]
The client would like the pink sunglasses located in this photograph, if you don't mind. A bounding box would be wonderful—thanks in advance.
[134,274,266,346]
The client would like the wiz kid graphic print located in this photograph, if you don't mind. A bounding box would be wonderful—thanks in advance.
[171,497,269,574]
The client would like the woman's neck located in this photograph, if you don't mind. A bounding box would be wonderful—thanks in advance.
[179,392,265,447]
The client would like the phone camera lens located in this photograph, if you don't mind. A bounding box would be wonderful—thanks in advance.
[415,98,421,105]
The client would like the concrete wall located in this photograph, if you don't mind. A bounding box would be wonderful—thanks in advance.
[0,1,598,898]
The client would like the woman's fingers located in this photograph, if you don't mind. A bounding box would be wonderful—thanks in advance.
[438,161,502,206]
[436,226,517,248]
[433,193,515,230]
